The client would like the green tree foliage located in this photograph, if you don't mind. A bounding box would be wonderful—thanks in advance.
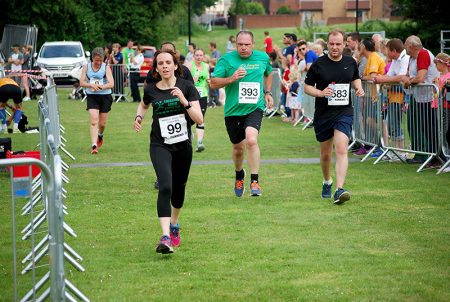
[229,0,266,16]
[276,6,296,15]
[392,0,447,53]
[0,0,214,51]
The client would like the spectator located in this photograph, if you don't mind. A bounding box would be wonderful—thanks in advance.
[209,42,221,64]
[314,38,327,55]
[268,51,280,69]
[122,39,136,69]
[433,53,450,155]
[226,36,235,53]
[8,44,23,84]
[402,35,440,164]
[372,33,386,61]
[279,33,297,65]
[21,45,32,102]
[347,32,366,78]
[184,42,196,65]
[104,44,113,65]
[312,43,324,57]
[129,45,144,102]
[0,76,23,133]
[374,38,410,154]
[263,31,273,54]
[360,38,385,81]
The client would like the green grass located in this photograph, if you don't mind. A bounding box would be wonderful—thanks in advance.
[1,88,449,301]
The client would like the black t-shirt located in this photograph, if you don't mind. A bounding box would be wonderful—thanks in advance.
[145,65,194,85]
[304,54,359,122]
[143,78,200,150]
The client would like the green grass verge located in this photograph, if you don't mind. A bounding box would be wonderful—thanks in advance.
[0,88,449,301]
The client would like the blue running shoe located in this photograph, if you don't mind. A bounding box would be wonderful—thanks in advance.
[322,181,332,198]
[333,188,351,205]
[250,181,262,196]
[156,235,173,254]
[234,169,245,197]
[371,149,383,158]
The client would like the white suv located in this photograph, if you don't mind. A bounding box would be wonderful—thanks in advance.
[35,41,90,82]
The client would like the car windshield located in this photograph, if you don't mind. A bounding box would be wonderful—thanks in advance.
[41,45,83,58]
[143,49,154,59]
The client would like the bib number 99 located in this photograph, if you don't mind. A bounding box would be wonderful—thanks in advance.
[167,122,182,135]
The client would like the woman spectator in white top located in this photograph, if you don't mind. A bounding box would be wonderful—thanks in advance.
[80,47,114,154]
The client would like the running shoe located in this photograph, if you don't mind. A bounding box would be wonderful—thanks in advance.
[250,180,261,196]
[322,181,332,198]
[234,170,245,197]
[156,235,173,254]
[196,143,205,152]
[370,148,383,158]
[353,147,368,155]
[91,145,98,154]
[333,188,350,205]
[22,96,31,102]
[170,223,180,247]
[97,135,103,148]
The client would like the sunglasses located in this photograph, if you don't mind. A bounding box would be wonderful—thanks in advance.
[298,47,306,51]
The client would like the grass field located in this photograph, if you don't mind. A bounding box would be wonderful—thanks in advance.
[1,88,449,301]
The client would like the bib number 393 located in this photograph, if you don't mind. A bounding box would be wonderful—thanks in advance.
[328,84,350,106]
[159,114,188,144]
[239,82,260,104]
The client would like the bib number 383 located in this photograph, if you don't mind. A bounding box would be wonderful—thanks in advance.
[159,114,188,144]
[328,84,350,106]
[239,82,260,104]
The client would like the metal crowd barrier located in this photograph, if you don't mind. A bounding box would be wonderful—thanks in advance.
[266,68,285,118]
[300,85,315,130]
[0,81,89,301]
[110,64,129,102]
[437,85,450,174]
[350,81,444,172]
[350,81,384,161]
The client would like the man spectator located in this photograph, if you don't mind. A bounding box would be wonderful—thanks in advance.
[359,38,385,81]
[129,45,144,102]
[263,31,273,54]
[402,35,440,164]
[209,42,221,64]
[347,32,366,78]
[374,38,410,153]
[297,40,319,71]
[122,39,136,70]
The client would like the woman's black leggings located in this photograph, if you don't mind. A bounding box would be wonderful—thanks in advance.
[150,144,193,217]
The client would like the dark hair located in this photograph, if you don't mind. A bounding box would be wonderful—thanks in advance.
[347,32,361,43]
[297,40,307,47]
[386,38,404,53]
[152,50,182,80]
[264,31,269,35]
[160,41,176,52]
[268,51,278,61]
[361,38,375,52]
[189,42,196,49]
[209,42,217,48]
[342,47,352,56]
[105,44,112,54]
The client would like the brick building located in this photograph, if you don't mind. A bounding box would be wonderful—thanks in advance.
[261,0,394,25]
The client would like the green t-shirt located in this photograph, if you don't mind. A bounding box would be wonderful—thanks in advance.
[213,50,272,117]
[122,47,136,69]
[191,61,209,98]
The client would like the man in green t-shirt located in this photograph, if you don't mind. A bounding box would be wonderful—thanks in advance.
[210,30,273,197]
[122,39,136,69]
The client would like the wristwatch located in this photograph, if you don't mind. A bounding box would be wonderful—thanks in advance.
[264,90,272,96]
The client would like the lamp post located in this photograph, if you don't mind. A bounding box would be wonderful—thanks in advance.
[188,0,192,44]
[355,0,359,32]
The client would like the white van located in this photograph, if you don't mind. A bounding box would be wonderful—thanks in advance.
[35,41,90,82]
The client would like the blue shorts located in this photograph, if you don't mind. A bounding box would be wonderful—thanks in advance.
[314,115,353,142]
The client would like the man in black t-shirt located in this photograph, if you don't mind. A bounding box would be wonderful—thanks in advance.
[304,29,364,205]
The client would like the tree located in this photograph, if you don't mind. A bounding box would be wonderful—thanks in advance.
[229,0,265,16]
[393,0,447,53]
[277,6,296,15]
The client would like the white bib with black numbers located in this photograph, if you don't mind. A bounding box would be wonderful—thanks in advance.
[158,114,188,144]
[89,78,104,86]
[328,83,350,106]
[239,82,260,104]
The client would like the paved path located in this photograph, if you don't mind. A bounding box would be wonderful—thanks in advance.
[70,157,359,169]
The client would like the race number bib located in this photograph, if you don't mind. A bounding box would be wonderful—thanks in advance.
[239,82,260,104]
[328,84,350,106]
[158,114,188,144]
[89,78,104,86]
